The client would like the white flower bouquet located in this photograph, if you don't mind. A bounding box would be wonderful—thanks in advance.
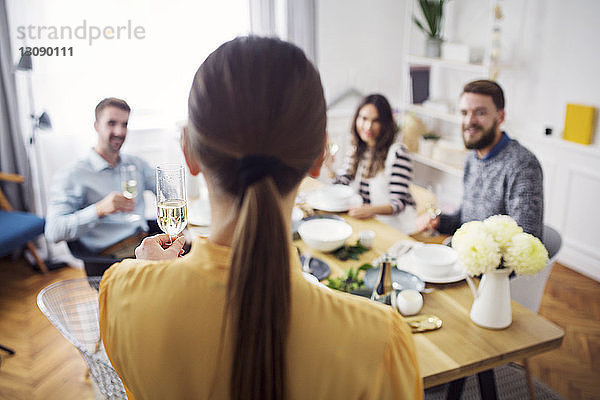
[452,215,549,276]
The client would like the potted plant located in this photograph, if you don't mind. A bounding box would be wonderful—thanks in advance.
[412,0,446,58]
[452,215,549,329]
[418,132,440,157]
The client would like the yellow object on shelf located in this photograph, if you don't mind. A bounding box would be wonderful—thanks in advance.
[563,103,596,145]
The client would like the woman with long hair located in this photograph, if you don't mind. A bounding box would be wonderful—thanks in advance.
[99,37,422,400]
[331,94,417,233]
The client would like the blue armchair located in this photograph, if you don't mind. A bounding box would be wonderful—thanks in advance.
[0,172,48,273]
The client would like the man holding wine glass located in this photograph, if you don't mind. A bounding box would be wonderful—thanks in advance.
[45,97,159,276]
[414,80,544,240]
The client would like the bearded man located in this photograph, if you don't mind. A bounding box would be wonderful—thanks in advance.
[45,97,159,276]
[416,80,544,239]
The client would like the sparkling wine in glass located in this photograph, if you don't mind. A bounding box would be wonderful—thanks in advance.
[120,164,140,221]
[121,164,138,199]
[156,164,187,244]
[423,184,441,238]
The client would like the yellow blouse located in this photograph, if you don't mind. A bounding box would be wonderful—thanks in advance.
[99,237,423,399]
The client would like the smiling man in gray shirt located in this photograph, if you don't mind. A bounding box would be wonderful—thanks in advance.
[416,80,544,240]
[45,98,157,275]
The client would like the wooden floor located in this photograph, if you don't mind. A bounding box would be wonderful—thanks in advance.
[0,257,598,400]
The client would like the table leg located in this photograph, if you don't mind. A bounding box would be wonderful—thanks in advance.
[477,369,498,400]
[446,377,465,400]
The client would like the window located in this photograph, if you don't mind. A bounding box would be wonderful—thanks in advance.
[8,0,250,134]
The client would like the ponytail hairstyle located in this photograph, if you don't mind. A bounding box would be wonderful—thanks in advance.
[349,94,398,178]
[186,37,326,400]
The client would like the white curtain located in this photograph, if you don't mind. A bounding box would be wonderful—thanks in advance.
[0,0,34,212]
[249,0,317,63]
[249,0,276,36]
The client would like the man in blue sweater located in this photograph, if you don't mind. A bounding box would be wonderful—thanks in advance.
[417,80,544,240]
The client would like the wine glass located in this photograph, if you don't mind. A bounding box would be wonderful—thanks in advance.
[156,164,188,245]
[328,141,340,158]
[325,141,340,179]
[423,184,441,238]
[120,164,140,222]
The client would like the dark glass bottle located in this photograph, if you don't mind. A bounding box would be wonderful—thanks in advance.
[371,254,396,309]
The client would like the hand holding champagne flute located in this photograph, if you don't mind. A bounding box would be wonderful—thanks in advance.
[156,164,188,245]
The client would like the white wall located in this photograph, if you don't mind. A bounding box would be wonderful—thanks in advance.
[317,0,405,110]
[317,0,600,281]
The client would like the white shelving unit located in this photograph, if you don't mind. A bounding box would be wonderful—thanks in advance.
[405,104,461,124]
[401,0,501,176]
[410,153,463,178]
[406,55,488,74]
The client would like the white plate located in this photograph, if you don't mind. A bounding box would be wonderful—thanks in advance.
[380,240,467,284]
[304,190,363,212]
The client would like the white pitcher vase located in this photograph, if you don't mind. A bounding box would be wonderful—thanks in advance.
[466,269,512,329]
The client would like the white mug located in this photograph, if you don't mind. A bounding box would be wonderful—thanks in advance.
[358,230,375,248]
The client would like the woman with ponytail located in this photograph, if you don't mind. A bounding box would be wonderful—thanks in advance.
[99,36,422,400]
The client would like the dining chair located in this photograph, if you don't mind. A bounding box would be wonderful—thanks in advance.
[509,224,562,400]
[0,171,48,273]
[37,277,127,400]
[66,240,122,277]
[510,225,562,313]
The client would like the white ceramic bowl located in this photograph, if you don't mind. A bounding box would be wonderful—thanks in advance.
[412,244,457,278]
[298,219,352,252]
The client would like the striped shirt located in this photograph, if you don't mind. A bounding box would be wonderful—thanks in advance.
[335,145,415,215]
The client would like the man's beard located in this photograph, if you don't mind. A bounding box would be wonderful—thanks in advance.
[463,119,498,150]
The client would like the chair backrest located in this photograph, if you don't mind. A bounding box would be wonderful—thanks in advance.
[0,173,46,259]
[510,225,562,312]
[37,278,127,399]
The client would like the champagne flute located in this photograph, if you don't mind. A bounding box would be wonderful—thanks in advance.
[328,141,340,158]
[423,184,441,238]
[121,164,138,199]
[120,164,140,222]
[325,141,340,179]
[156,164,188,245]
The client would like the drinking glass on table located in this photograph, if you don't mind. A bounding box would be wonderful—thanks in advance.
[156,163,188,245]
[120,164,140,222]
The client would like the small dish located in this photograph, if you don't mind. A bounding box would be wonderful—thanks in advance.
[404,315,443,333]
[363,267,425,292]
[298,255,331,281]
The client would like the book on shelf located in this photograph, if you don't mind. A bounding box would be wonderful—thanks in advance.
[563,103,596,145]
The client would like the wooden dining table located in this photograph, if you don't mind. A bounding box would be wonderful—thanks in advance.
[294,180,565,398]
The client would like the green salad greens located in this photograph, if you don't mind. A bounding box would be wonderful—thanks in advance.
[333,240,369,261]
[326,263,373,293]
